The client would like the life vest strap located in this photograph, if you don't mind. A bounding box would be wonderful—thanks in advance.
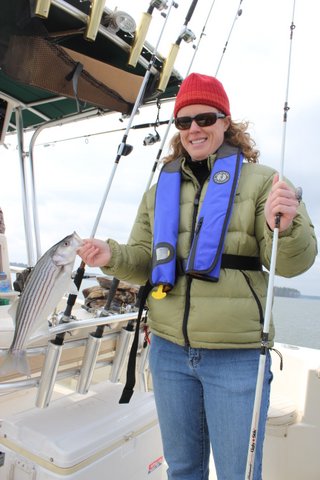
[119,282,152,404]
[177,254,262,276]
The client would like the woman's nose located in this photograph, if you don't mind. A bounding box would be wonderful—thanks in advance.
[189,119,200,131]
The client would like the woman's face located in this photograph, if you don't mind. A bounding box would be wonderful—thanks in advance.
[177,104,230,161]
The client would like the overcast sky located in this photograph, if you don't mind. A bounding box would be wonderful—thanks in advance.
[1,0,319,295]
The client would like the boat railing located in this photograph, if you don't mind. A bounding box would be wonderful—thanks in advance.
[0,309,149,409]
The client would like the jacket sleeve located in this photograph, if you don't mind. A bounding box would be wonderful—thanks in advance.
[101,191,153,285]
[256,173,318,277]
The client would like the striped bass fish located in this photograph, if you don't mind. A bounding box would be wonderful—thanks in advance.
[0,231,83,376]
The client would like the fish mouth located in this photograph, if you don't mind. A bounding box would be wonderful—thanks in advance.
[73,231,84,246]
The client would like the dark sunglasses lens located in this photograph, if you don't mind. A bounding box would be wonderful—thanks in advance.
[196,113,218,127]
[175,113,219,130]
[175,117,191,130]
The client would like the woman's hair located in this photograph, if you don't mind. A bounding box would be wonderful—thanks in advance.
[162,120,260,164]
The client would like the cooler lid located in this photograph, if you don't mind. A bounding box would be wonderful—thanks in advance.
[0,382,158,469]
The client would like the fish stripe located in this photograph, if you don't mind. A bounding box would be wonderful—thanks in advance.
[13,254,53,343]
[10,233,81,353]
[0,232,82,376]
[12,257,59,351]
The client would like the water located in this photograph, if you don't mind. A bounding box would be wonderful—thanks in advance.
[10,270,318,349]
[80,276,320,350]
[273,296,320,349]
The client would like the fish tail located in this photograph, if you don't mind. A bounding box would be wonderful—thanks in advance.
[0,350,31,377]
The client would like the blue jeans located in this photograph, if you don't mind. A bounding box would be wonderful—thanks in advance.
[149,335,272,480]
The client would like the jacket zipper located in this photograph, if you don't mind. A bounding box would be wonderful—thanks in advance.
[241,271,264,325]
[187,216,204,269]
[182,185,202,346]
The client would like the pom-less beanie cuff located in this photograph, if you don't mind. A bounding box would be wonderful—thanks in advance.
[174,73,231,117]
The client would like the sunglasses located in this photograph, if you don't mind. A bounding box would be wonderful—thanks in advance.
[174,112,226,130]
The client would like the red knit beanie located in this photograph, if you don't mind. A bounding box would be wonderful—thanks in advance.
[174,73,231,117]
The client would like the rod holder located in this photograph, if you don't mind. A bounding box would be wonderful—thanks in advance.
[157,43,179,92]
[85,0,106,42]
[128,12,152,67]
[110,327,134,383]
[34,0,52,18]
[138,339,150,392]
[76,333,102,394]
[35,341,63,408]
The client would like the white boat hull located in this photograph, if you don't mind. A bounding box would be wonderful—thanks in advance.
[263,343,320,480]
[0,382,165,480]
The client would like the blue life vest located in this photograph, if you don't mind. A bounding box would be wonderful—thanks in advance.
[151,144,243,292]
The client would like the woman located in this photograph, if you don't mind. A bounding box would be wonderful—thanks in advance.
[78,73,317,480]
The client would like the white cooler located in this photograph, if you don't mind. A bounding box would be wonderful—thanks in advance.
[0,382,165,479]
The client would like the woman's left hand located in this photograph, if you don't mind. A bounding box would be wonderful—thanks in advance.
[264,174,300,231]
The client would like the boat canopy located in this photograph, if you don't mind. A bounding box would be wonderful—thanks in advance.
[0,0,183,143]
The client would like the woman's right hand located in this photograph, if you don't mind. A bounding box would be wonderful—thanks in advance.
[77,239,111,267]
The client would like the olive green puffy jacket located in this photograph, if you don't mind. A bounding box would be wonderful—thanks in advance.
[103,153,317,349]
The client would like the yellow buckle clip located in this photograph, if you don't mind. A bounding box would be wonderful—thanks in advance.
[151,285,167,300]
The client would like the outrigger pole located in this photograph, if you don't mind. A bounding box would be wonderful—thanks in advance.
[245,2,297,478]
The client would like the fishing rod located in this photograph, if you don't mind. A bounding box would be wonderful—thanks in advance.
[60,1,178,330]
[145,0,243,191]
[214,0,243,76]
[61,0,178,327]
[76,0,240,401]
[35,120,170,147]
[99,0,200,311]
[118,0,253,405]
[128,0,170,68]
[35,1,179,406]
[72,0,200,395]
[157,0,198,93]
[75,0,200,398]
[144,0,218,191]
[101,0,232,322]
[245,2,297,478]
[89,2,178,240]
[111,0,247,403]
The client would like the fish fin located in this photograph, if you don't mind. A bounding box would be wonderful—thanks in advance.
[0,350,31,377]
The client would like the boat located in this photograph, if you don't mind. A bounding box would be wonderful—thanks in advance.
[0,1,319,479]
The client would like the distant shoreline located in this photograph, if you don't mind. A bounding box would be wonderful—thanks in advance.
[299,295,320,301]
[9,263,319,300]
[275,294,320,301]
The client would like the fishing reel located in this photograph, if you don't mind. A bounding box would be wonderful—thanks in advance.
[101,10,136,34]
[143,100,161,146]
[150,0,169,11]
[143,131,161,146]
[179,26,196,44]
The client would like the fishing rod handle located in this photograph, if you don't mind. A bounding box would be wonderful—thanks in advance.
[184,0,198,24]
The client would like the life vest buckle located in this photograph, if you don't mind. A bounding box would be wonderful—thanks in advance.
[151,285,167,300]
